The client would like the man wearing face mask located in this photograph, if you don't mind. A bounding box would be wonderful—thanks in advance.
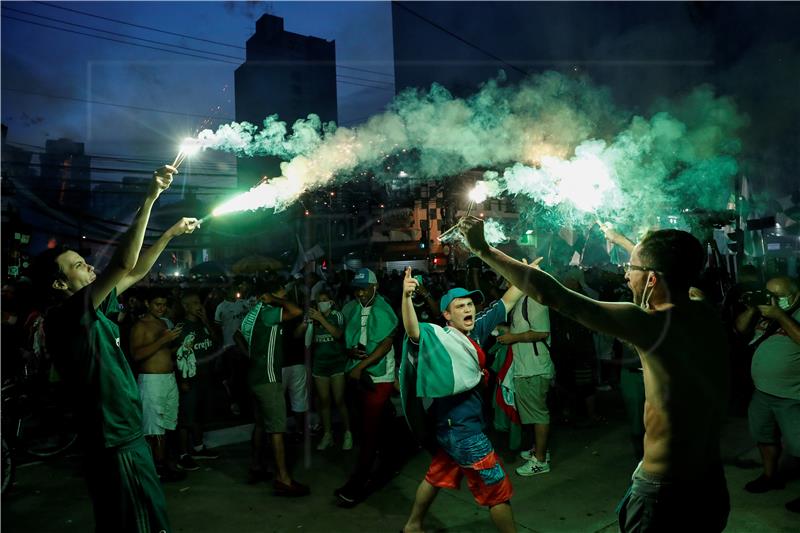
[460,218,731,532]
[335,268,398,506]
[735,276,800,511]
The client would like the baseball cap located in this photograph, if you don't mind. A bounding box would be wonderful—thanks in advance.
[351,268,378,288]
[439,287,484,313]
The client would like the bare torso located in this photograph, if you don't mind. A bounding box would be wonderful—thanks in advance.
[636,300,729,480]
[133,316,175,374]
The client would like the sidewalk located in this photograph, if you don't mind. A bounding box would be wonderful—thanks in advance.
[2,393,797,532]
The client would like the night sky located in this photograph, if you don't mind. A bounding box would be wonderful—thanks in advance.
[2,1,799,195]
[2,1,395,189]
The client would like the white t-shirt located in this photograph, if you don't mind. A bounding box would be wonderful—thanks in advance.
[510,297,554,378]
[215,299,252,347]
[359,306,395,384]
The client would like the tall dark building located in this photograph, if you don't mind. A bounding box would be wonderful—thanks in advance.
[39,138,92,213]
[234,14,338,189]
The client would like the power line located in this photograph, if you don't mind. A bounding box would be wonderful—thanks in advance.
[35,0,396,79]
[337,74,394,87]
[2,14,241,64]
[6,143,238,171]
[336,79,395,92]
[5,160,238,180]
[35,1,247,50]
[3,6,243,60]
[391,1,528,76]
[338,65,394,78]
[4,12,394,93]
[2,87,236,122]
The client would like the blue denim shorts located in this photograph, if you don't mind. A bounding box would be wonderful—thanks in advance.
[437,430,505,486]
[617,462,729,533]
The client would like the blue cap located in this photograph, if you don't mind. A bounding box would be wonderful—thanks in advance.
[439,287,484,313]
[351,268,378,288]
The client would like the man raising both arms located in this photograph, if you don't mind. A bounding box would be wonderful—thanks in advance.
[459,216,730,532]
[37,165,199,533]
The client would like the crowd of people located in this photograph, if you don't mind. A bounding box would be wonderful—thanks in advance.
[1,165,797,532]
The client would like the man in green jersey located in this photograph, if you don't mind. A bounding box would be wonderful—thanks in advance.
[235,280,310,496]
[36,165,199,533]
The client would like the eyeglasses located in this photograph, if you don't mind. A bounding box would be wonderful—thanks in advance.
[623,263,657,273]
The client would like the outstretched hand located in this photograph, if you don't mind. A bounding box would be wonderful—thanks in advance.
[403,266,419,298]
[458,216,490,254]
[167,217,200,238]
[599,222,625,245]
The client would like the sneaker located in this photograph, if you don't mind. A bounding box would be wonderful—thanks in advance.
[190,446,219,460]
[317,432,334,451]
[342,431,353,451]
[744,474,785,493]
[273,479,310,497]
[516,458,550,477]
[335,483,366,508]
[520,448,551,463]
[786,497,800,513]
[177,454,200,471]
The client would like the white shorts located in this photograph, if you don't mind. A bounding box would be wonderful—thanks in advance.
[138,373,179,436]
[281,364,308,413]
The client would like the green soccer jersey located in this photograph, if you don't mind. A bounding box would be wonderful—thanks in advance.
[45,287,143,448]
[241,303,284,386]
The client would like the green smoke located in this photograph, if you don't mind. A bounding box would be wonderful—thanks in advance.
[198,72,747,232]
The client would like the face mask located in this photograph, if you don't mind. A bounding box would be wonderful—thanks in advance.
[778,296,793,311]
[639,274,654,310]
[318,301,332,313]
[359,287,377,308]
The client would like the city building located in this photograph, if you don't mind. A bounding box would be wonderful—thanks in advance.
[38,138,92,213]
[234,14,338,189]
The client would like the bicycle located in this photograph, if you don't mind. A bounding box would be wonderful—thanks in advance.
[2,369,78,495]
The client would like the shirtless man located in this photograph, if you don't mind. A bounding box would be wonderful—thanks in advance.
[460,216,730,532]
[131,289,184,480]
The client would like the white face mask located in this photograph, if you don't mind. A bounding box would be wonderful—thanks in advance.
[359,287,377,308]
[318,301,332,313]
[777,296,794,311]
[639,273,654,310]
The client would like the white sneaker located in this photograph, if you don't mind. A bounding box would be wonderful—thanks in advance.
[317,432,334,451]
[516,458,550,477]
[342,431,353,451]
[519,449,551,463]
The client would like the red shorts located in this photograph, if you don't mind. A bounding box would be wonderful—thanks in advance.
[424,449,513,507]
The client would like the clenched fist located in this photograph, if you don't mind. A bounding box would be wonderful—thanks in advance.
[149,165,177,200]
[166,217,200,238]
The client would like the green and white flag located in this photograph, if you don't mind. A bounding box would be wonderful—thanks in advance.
[399,322,485,446]
[401,322,482,400]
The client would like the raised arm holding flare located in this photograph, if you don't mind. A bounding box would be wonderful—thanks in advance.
[35,164,199,533]
[458,215,731,533]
